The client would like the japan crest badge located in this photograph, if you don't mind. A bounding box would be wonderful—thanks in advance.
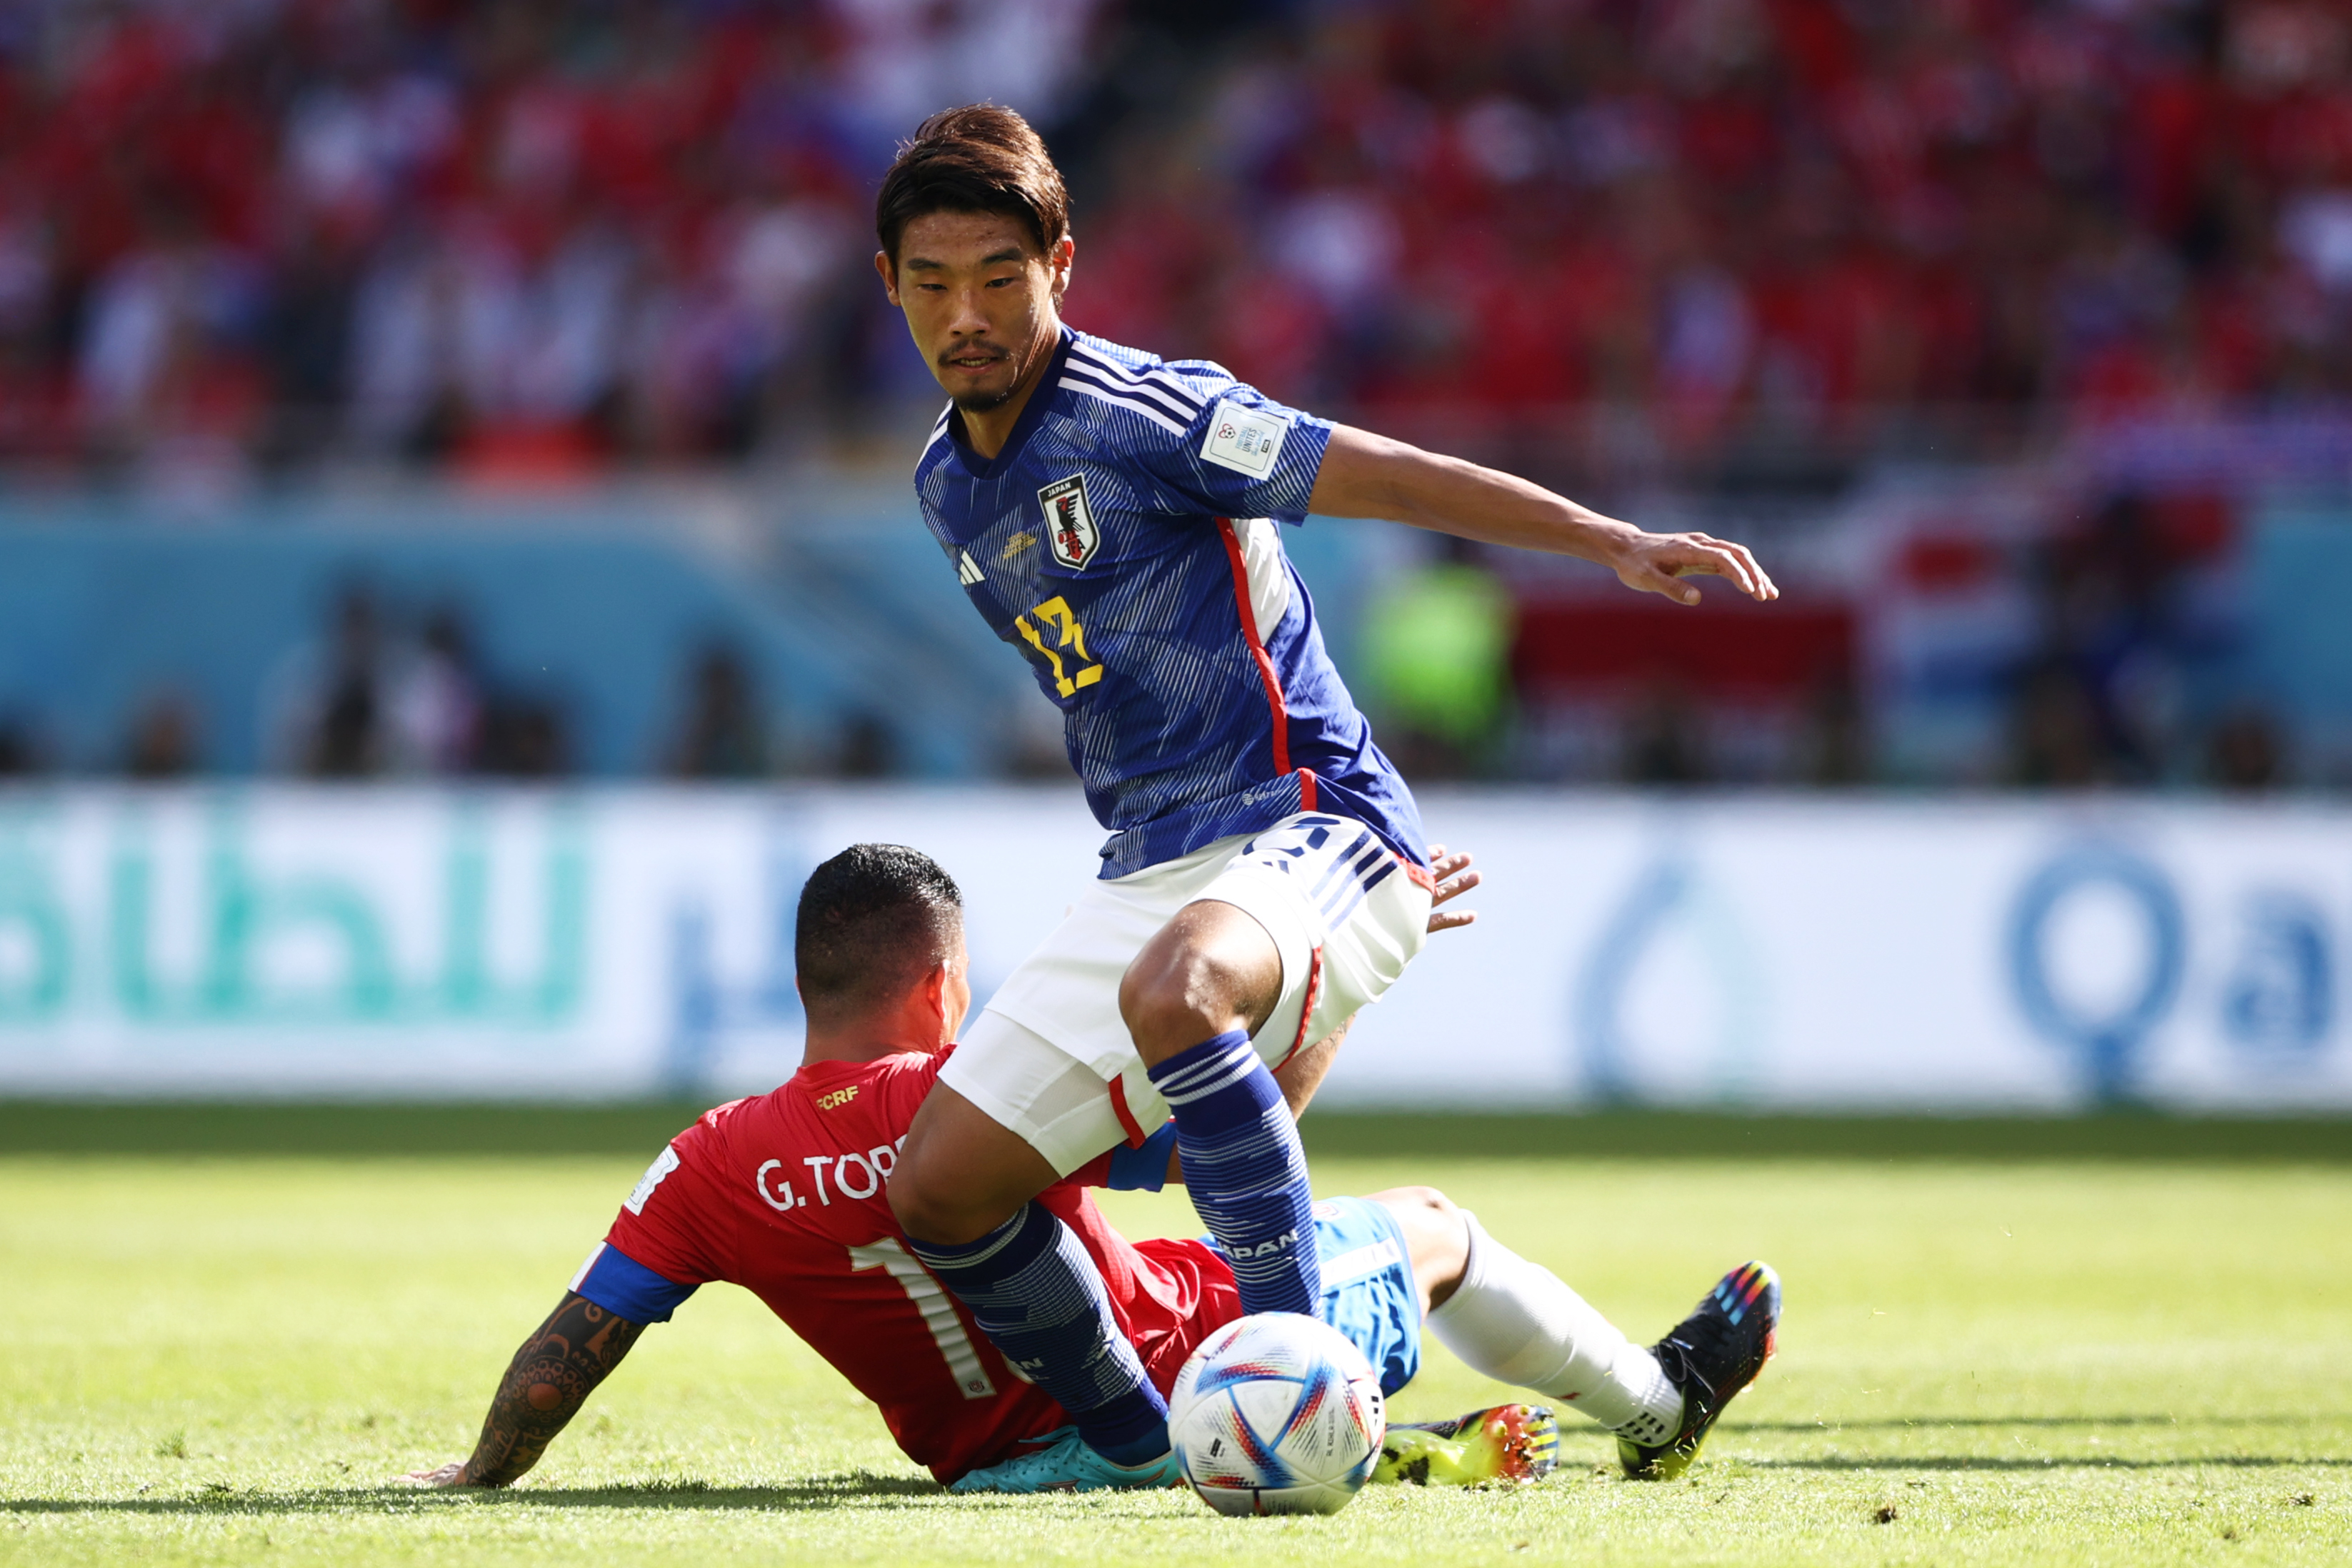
[1039,475,1099,570]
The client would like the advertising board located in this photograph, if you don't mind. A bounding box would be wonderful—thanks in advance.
[1,788,2346,1112]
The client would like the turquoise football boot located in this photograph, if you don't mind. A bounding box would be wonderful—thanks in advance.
[949,1428,1183,1494]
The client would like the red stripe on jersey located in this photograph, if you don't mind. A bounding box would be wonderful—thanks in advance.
[1298,767,1317,809]
[1401,855,1436,893]
[1216,518,1291,778]
[1275,945,1324,1070]
[1108,1075,1147,1149]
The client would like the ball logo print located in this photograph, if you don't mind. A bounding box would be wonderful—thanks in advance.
[1167,1313,1386,1516]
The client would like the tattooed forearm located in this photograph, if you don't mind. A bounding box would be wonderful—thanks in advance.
[458,1292,644,1487]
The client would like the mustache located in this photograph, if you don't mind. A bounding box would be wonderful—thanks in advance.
[938,343,1010,366]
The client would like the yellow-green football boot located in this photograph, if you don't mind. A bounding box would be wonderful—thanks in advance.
[1375,1403,1559,1486]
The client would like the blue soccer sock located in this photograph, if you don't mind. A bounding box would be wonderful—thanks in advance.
[904,1202,1169,1467]
[1148,1029,1321,1316]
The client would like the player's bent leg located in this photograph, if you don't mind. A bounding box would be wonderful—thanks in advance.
[1306,1192,1557,1487]
[1126,899,1326,1318]
[1116,899,1283,1066]
[1616,1262,1781,1481]
[900,1034,1174,1469]
[1426,1212,1688,1456]
[1123,816,1433,1324]
[1366,1185,1471,1316]
[902,1200,1172,1471]
[887,1082,1060,1245]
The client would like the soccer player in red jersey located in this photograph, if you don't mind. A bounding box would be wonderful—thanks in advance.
[401,845,1778,1492]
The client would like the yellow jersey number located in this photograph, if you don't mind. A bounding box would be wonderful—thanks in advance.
[1014,596,1104,698]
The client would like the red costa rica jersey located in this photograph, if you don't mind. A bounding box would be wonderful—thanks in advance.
[592,1046,1243,1482]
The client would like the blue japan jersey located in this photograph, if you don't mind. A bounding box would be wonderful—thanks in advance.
[914,327,1428,880]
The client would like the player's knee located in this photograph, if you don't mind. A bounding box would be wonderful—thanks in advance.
[1119,908,1281,1059]
[1119,948,1233,1056]
[886,1155,997,1246]
[1373,1185,1456,1222]
[1119,958,1208,1056]
[1370,1187,1468,1308]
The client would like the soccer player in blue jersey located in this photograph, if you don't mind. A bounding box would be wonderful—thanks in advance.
[873,105,1781,1492]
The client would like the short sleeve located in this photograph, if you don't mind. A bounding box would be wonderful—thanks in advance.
[601,1128,727,1291]
[571,1241,698,1324]
[1127,378,1333,526]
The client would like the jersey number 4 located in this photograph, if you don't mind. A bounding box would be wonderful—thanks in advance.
[1014,596,1103,698]
[847,1238,1021,1400]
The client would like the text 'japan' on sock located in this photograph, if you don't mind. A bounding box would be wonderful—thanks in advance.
[1149,1030,1321,1317]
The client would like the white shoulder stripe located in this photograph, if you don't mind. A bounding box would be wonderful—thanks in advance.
[1060,363,1199,426]
[1056,377,1189,436]
[1062,355,1198,413]
[1067,342,1216,412]
[1068,343,1213,408]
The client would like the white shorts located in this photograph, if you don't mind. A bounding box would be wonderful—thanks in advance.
[940,813,1433,1175]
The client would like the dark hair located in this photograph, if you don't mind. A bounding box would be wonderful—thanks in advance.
[875,104,1070,263]
[795,844,964,1021]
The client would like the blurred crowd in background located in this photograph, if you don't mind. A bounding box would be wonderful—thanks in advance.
[1086,0,2352,487]
[13,586,809,784]
[0,0,2344,793]
[0,0,1109,478]
[2,0,2347,478]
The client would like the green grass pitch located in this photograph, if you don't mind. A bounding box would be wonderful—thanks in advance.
[4,1132,2348,1565]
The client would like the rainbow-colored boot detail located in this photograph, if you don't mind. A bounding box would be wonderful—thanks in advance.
[1375,1404,1560,1487]
[1618,1260,1781,1481]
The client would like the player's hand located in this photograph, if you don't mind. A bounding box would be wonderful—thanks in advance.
[1610,530,1777,606]
[1426,844,1479,935]
[394,1461,480,1488]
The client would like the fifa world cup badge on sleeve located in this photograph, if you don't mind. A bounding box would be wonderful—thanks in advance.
[1039,475,1100,569]
[1201,400,1290,478]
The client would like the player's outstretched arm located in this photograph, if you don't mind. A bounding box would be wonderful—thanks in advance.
[400,1292,645,1489]
[1307,426,1778,608]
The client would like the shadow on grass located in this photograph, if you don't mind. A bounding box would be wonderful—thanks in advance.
[1733,1414,2323,1433]
[1722,1412,2352,1468]
[1737,1455,2352,1472]
[2,1475,953,1517]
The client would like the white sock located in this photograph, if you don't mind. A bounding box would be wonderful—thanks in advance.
[1426,1212,1683,1447]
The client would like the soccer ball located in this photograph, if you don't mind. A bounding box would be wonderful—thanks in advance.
[1167,1312,1386,1516]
